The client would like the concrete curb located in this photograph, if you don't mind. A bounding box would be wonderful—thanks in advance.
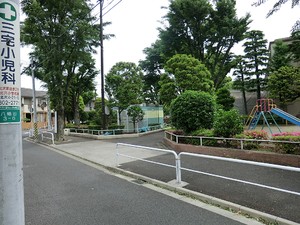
[68,129,164,140]
[30,138,299,225]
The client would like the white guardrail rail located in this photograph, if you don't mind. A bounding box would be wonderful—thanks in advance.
[116,143,300,197]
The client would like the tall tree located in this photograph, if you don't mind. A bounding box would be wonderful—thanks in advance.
[233,55,250,114]
[21,0,101,140]
[158,54,213,107]
[243,30,269,100]
[156,0,251,89]
[68,56,98,125]
[139,40,164,105]
[105,62,144,124]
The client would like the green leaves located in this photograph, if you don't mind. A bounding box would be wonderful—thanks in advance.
[268,66,300,109]
[157,0,251,89]
[105,62,144,115]
[21,0,102,139]
[213,109,244,138]
[127,106,144,124]
[170,90,216,133]
[242,30,269,99]
[159,54,214,106]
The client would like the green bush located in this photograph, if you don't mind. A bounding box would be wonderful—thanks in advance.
[216,87,235,111]
[233,133,259,150]
[88,125,102,130]
[170,91,216,133]
[272,136,300,154]
[108,124,125,130]
[213,109,244,138]
[190,128,214,137]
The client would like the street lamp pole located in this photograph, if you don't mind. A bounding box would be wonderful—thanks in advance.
[100,0,106,129]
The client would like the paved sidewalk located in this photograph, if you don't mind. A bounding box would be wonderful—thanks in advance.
[53,138,166,167]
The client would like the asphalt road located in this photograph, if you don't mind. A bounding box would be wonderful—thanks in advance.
[23,140,251,225]
[104,131,300,223]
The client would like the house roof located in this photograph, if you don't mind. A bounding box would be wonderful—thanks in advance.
[21,88,47,98]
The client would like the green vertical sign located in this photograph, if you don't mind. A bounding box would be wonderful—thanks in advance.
[0,106,20,123]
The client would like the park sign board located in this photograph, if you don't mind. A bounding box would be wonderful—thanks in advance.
[0,0,21,124]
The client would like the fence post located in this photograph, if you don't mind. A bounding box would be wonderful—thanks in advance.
[116,144,120,166]
[176,155,181,184]
[200,137,203,146]
[241,140,244,150]
[176,135,179,144]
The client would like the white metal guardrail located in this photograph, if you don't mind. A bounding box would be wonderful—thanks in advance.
[116,143,181,182]
[178,152,300,196]
[164,131,300,150]
[116,143,300,196]
[40,132,54,145]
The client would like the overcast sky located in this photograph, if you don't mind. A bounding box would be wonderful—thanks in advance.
[21,0,299,93]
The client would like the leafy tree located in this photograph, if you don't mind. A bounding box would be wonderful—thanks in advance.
[127,105,145,132]
[216,87,235,111]
[243,30,269,100]
[268,66,300,110]
[69,58,98,125]
[139,40,164,104]
[213,109,244,138]
[290,31,300,62]
[88,97,109,126]
[269,40,292,72]
[233,55,250,114]
[21,0,101,140]
[159,54,213,107]
[82,90,97,107]
[155,0,250,89]
[252,0,299,32]
[105,62,144,124]
[170,91,216,133]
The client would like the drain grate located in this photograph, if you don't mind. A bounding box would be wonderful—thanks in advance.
[131,179,147,185]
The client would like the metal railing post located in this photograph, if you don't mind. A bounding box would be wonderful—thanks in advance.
[176,155,181,184]
[116,143,120,166]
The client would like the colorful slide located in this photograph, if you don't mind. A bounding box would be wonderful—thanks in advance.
[271,108,300,126]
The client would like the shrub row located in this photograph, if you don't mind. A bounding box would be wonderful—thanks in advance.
[172,130,300,155]
[272,132,300,154]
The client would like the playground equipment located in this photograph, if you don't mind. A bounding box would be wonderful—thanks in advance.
[246,99,300,134]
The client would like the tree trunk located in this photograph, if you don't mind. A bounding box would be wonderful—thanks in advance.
[242,89,248,115]
[118,110,122,126]
[74,97,80,125]
[133,122,136,133]
[55,107,65,141]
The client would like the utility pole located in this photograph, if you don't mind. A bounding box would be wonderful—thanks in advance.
[100,0,106,129]
[0,0,25,224]
[31,61,38,140]
[47,95,52,131]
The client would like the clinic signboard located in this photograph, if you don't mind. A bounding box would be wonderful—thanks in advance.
[0,0,21,124]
